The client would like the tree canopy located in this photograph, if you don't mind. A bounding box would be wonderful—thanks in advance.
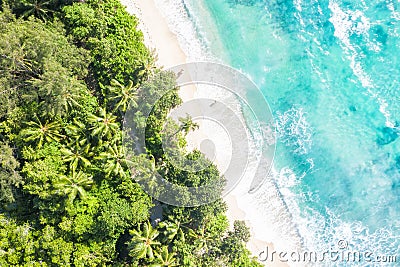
[0,1,262,266]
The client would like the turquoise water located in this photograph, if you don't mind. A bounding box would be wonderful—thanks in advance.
[183,0,400,261]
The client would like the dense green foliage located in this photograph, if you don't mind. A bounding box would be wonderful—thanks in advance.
[0,1,262,266]
[62,0,153,90]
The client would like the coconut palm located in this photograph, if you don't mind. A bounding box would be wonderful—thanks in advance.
[131,155,158,192]
[18,0,53,20]
[56,85,82,115]
[54,170,93,202]
[96,143,131,178]
[158,217,185,243]
[61,142,93,171]
[127,221,161,261]
[178,114,199,136]
[150,246,178,267]
[20,115,64,148]
[137,52,156,80]
[32,69,84,117]
[169,114,199,142]
[88,107,119,140]
[64,119,88,144]
[108,79,139,113]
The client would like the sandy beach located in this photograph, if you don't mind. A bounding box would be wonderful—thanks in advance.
[120,0,289,265]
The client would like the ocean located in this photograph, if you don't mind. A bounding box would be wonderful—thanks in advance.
[155,0,400,265]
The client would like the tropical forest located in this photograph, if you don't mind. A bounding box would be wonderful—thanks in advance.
[0,0,261,266]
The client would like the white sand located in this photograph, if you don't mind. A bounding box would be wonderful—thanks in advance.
[120,1,290,265]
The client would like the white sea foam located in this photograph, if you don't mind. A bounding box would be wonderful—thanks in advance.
[275,106,313,155]
[387,2,400,21]
[328,1,395,128]
[272,159,400,266]
[293,0,302,12]
[266,99,400,262]
[153,0,215,62]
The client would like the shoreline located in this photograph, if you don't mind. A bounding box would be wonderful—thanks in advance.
[120,1,289,265]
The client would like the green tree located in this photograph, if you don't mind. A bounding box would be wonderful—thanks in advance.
[61,141,93,171]
[20,115,64,148]
[220,220,262,266]
[62,0,152,85]
[169,114,200,144]
[37,225,74,265]
[107,79,139,113]
[0,142,23,204]
[188,225,214,254]
[64,118,90,144]
[59,195,98,238]
[0,215,37,265]
[158,216,185,243]
[137,52,156,80]
[96,143,131,179]
[0,10,89,120]
[54,170,93,202]
[8,0,74,21]
[178,114,199,136]
[151,246,178,267]
[129,154,160,193]
[22,143,65,198]
[16,0,53,20]
[94,182,150,239]
[232,220,250,243]
[88,107,119,140]
[30,60,86,117]
[73,242,110,266]
[127,221,161,261]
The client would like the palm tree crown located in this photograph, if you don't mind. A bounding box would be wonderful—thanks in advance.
[151,246,178,267]
[19,0,53,20]
[61,142,93,171]
[108,79,139,113]
[127,221,161,261]
[54,170,93,202]
[88,107,119,140]
[178,114,199,136]
[96,143,132,179]
[20,115,64,148]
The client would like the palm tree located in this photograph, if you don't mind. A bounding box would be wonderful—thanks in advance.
[61,142,93,171]
[108,79,139,113]
[20,115,64,148]
[158,217,185,243]
[96,143,131,179]
[137,52,156,80]
[88,107,119,140]
[57,85,82,115]
[150,246,179,267]
[54,170,93,202]
[131,155,158,192]
[18,0,53,20]
[178,114,199,136]
[64,119,88,144]
[169,114,199,141]
[32,69,84,117]
[127,221,161,261]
